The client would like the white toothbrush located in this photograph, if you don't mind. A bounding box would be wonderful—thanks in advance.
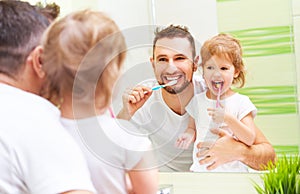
[151,80,177,91]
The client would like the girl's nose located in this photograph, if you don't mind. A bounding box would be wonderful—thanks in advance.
[213,69,221,76]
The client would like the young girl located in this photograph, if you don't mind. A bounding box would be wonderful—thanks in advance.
[42,10,158,193]
[176,33,257,172]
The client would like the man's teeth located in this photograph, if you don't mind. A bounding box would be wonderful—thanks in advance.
[166,77,179,81]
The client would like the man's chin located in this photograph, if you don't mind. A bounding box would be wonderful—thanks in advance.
[164,87,177,94]
[164,81,191,94]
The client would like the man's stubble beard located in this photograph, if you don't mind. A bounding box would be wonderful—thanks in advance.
[162,79,191,94]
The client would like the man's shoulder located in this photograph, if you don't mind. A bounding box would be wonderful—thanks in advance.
[0,84,59,116]
[193,75,206,94]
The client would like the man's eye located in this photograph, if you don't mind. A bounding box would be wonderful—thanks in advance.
[207,66,213,70]
[158,58,167,62]
[175,57,186,60]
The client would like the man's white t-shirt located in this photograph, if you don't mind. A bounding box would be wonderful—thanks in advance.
[0,84,95,194]
[130,77,206,172]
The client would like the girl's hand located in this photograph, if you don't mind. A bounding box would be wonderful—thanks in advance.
[207,104,226,124]
[175,132,194,149]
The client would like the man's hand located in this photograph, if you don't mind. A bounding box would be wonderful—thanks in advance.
[117,85,152,120]
[197,127,241,170]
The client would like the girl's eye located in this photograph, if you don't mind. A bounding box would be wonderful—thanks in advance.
[207,66,213,70]
[221,67,228,70]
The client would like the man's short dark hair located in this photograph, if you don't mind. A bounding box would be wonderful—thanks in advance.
[0,0,49,78]
[153,24,196,60]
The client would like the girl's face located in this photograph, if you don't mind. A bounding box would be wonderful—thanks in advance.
[203,55,239,99]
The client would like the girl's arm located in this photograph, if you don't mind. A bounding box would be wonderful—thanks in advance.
[208,107,255,146]
[175,116,196,149]
[224,112,256,146]
[127,145,158,194]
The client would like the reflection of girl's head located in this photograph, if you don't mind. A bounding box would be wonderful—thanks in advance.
[42,9,126,109]
[200,33,245,88]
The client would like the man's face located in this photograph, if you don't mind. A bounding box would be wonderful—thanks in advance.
[150,37,196,94]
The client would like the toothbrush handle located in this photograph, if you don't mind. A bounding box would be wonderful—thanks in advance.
[151,85,163,91]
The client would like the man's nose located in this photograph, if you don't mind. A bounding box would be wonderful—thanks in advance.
[166,59,178,72]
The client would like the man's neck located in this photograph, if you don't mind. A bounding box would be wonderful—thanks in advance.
[161,83,194,115]
[0,74,18,87]
[0,73,39,95]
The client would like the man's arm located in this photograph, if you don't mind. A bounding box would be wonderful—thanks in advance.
[239,141,275,170]
[238,124,276,170]
[197,124,276,170]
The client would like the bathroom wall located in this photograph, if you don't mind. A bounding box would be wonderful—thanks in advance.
[292,0,300,148]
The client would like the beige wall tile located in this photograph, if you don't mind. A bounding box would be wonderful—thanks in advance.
[159,172,262,194]
[292,0,300,16]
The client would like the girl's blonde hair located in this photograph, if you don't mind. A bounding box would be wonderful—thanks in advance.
[42,9,126,108]
[200,33,246,88]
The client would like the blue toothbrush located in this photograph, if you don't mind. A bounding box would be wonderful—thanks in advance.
[151,80,177,91]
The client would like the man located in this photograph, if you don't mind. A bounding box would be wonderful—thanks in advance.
[0,1,95,193]
[117,25,276,172]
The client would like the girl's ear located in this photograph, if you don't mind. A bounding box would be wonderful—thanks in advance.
[234,70,240,78]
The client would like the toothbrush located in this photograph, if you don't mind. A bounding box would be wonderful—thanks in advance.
[151,80,177,91]
[216,82,221,108]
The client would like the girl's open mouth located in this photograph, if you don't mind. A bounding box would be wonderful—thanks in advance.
[212,81,223,90]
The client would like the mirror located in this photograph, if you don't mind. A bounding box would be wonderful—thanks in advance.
[111,0,300,172]
[31,0,299,172]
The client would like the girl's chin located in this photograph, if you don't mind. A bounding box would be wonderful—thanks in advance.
[208,87,219,94]
[206,90,217,97]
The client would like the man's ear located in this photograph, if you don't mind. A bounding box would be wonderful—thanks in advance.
[150,56,155,69]
[28,46,45,79]
[193,55,199,72]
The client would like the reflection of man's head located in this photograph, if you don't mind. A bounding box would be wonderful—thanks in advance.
[153,25,196,60]
[151,25,197,94]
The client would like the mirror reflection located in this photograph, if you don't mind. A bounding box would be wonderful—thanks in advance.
[111,0,299,173]
[26,0,300,193]
[29,0,299,172]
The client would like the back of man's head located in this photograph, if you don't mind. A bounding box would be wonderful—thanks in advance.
[0,0,49,79]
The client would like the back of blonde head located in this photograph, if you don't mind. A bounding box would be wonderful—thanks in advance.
[42,9,126,108]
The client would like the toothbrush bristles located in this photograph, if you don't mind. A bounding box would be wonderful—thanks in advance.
[166,80,177,86]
